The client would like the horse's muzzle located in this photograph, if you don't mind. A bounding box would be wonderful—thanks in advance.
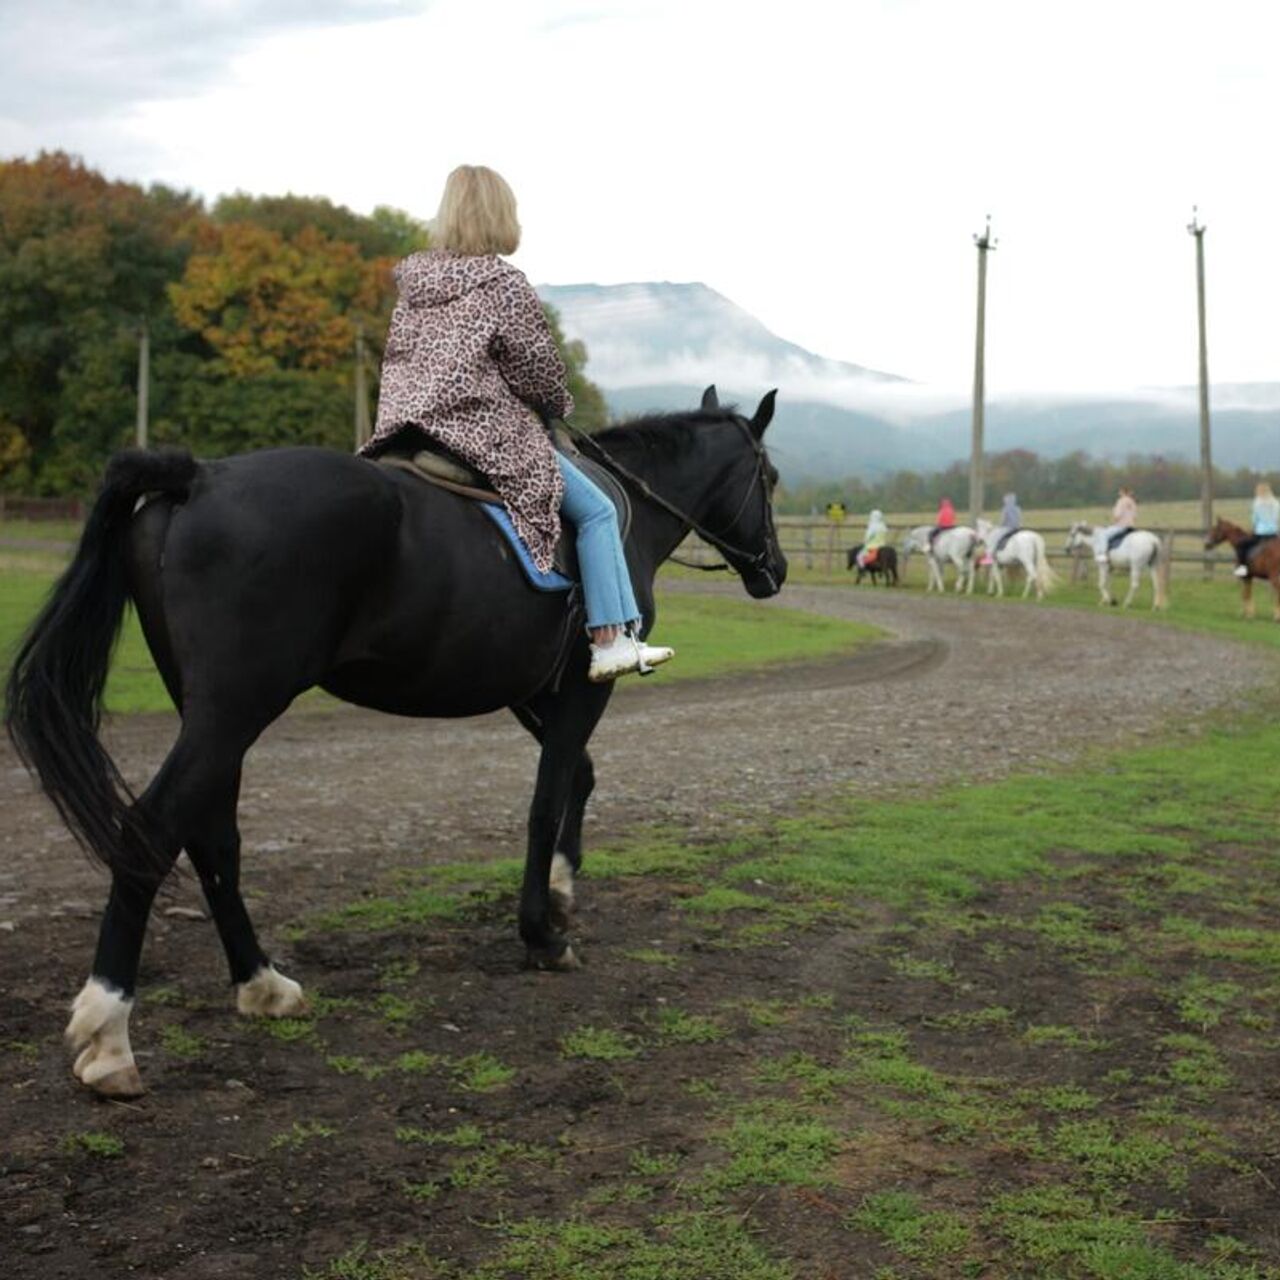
[744,556,787,598]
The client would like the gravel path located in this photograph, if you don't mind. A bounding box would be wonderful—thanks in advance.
[1,585,1273,928]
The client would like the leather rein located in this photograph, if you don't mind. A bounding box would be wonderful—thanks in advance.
[557,416,779,587]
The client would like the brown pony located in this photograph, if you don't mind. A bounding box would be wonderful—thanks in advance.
[1205,518,1280,621]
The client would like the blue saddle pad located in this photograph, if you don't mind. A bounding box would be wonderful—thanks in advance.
[481,503,575,592]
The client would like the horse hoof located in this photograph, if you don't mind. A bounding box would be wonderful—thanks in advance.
[84,1063,146,1099]
[527,944,580,972]
[236,965,308,1017]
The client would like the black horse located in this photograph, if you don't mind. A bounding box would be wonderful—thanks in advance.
[846,543,899,586]
[5,387,786,1097]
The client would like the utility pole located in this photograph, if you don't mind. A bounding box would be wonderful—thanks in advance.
[969,217,996,526]
[135,318,150,449]
[354,323,371,450]
[1187,207,1212,536]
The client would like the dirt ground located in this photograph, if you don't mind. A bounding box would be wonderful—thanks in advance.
[1,585,1276,1279]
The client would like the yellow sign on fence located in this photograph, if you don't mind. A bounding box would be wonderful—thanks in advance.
[825,502,847,525]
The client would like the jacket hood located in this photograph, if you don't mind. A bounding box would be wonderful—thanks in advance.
[394,249,516,306]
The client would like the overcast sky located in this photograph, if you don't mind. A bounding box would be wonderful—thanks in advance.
[2,0,1277,396]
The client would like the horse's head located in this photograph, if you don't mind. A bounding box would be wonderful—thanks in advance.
[1204,517,1237,550]
[1064,521,1092,553]
[700,387,787,598]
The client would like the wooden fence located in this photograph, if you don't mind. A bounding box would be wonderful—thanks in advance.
[0,494,84,521]
[676,518,1230,581]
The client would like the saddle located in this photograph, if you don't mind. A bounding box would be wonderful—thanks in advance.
[373,429,632,587]
[995,528,1018,553]
[1107,527,1135,551]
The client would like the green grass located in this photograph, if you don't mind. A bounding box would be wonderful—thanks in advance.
[0,571,172,713]
[560,1026,639,1062]
[848,1189,974,1264]
[159,1025,205,1060]
[269,1120,336,1151]
[60,1131,125,1159]
[647,592,879,681]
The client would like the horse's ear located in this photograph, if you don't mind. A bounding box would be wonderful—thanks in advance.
[700,385,719,412]
[750,389,777,437]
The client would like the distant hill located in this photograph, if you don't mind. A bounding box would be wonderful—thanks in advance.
[539,281,1280,482]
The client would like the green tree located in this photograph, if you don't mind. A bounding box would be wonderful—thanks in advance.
[543,304,607,431]
[212,192,429,259]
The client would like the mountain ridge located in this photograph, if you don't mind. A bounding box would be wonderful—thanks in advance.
[538,281,1280,481]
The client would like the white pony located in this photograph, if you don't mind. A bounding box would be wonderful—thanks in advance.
[1065,521,1168,610]
[975,520,1058,600]
[902,525,979,594]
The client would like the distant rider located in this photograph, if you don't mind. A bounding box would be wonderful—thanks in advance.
[929,496,957,547]
[982,491,1023,562]
[1093,487,1136,564]
[856,509,888,569]
[1234,481,1280,578]
[1000,492,1022,531]
[362,164,672,682]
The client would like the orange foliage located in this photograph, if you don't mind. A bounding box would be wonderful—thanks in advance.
[169,222,394,376]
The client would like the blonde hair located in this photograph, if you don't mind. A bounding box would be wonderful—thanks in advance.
[1257,481,1275,501]
[434,165,520,256]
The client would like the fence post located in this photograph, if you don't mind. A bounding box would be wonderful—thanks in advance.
[1159,529,1174,601]
[803,522,813,572]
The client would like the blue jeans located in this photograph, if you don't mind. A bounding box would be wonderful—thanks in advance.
[557,454,639,629]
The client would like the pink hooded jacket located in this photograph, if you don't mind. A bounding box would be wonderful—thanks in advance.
[361,250,574,571]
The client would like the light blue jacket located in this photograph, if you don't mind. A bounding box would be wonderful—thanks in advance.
[1254,495,1280,536]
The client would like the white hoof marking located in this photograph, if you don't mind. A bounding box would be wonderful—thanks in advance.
[66,977,139,1090]
[236,965,307,1017]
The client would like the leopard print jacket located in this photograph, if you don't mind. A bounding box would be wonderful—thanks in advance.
[361,250,574,571]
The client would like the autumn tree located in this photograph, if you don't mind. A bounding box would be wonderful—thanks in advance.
[0,152,200,490]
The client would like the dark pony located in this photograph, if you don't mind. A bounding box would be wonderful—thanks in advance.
[1206,517,1280,622]
[5,386,786,1096]
[846,543,899,586]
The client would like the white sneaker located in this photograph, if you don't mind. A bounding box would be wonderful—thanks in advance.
[588,632,675,682]
[1234,564,1250,579]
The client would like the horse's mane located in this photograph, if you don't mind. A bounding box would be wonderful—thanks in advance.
[592,408,742,459]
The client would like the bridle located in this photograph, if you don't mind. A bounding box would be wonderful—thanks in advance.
[558,415,781,591]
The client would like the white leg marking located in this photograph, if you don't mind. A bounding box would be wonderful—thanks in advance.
[236,964,308,1017]
[549,852,576,906]
[67,977,144,1096]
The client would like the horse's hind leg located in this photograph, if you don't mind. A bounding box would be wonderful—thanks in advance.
[1122,563,1141,608]
[67,746,190,1096]
[68,721,300,1095]
[69,843,179,1097]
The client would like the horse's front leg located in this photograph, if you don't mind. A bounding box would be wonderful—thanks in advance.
[520,678,612,970]
[1241,575,1255,620]
[512,702,597,932]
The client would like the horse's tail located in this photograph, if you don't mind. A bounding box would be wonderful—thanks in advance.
[4,448,198,873]
[1033,534,1059,594]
